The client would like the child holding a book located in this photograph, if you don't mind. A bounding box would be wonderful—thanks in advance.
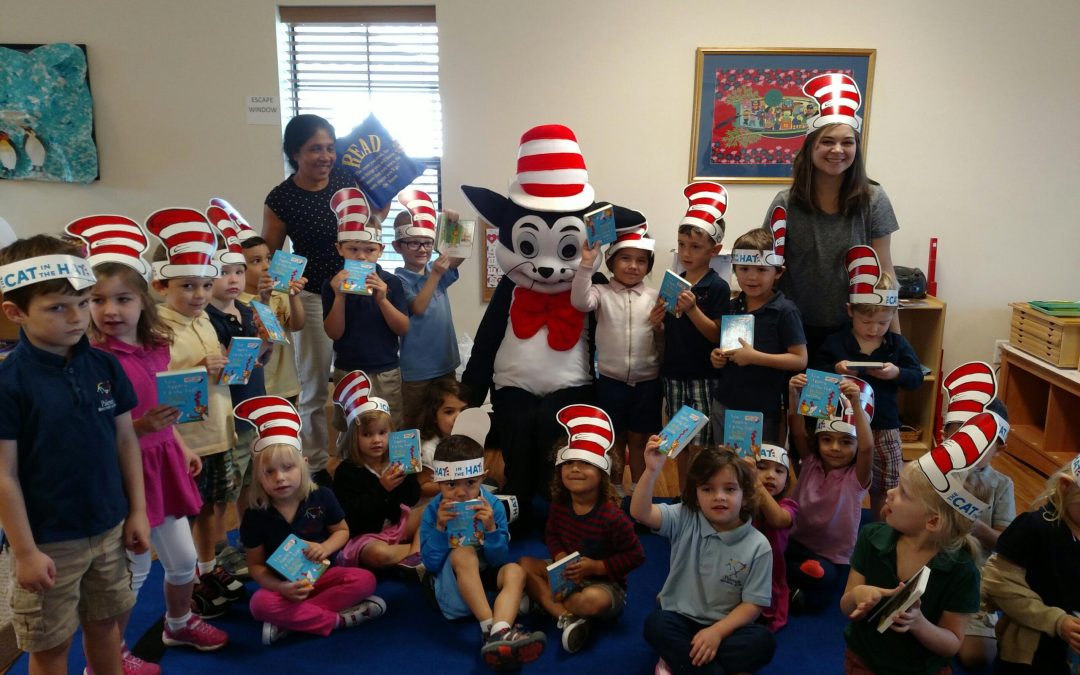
[815,245,923,518]
[416,378,470,499]
[149,209,247,617]
[840,413,997,675]
[391,190,464,427]
[785,374,874,614]
[572,211,662,491]
[330,370,423,571]
[0,235,149,675]
[631,442,776,674]
[69,216,229,661]
[749,444,799,632]
[237,396,386,646]
[709,224,807,444]
[518,406,644,653]
[419,410,546,671]
[982,456,1080,675]
[324,188,409,452]
[648,182,731,486]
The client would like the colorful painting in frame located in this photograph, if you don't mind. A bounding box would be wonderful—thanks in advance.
[688,48,875,184]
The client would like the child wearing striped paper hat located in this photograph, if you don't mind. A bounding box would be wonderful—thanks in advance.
[748,444,799,633]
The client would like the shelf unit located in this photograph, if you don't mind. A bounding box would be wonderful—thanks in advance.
[897,296,947,460]
[998,344,1080,476]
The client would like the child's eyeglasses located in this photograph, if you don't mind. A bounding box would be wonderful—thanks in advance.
[401,240,434,251]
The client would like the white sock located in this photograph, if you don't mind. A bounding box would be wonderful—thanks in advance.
[197,560,215,576]
[491,620,511,636]
[166,611,192,633]
[480,618,493,635]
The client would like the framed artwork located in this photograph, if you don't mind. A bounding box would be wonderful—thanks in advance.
[481,219,501,303]
[688,48,875,184]
[0,43,99,183]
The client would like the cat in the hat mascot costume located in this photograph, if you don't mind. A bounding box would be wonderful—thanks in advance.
[460,124,637,528]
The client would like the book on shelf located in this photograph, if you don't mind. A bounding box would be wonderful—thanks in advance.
[268,250,307,293]
[436,215,475,259]
[868,565,930,633]
[156,367,210,424]
[658,270,692,317]
[341,260,376,295]
[658,405,708,458]
[388,429,423,474]
[720,315,754,352]
[723,409,763,459]
[583,204,616,247]
[266,533,330,587]
[447,499,485,548]
[546,551,582,602]
[797,369,844,420]
[218,337,262,385]
[250,300,289,345]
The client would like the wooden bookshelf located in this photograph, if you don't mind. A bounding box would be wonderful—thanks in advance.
[897,296,947,460]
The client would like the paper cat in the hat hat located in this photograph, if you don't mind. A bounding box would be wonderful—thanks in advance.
[460,123,641,523]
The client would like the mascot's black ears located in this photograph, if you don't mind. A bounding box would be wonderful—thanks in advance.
[461,185,516,228]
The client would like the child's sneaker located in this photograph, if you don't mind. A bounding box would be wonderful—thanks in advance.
[654,658,673,675]
[481,623,546,671]
[189,579,227,619]
[261,622,289,646]
[162,614,228,651]
[202,564,246,603]
[338,595,387,627]
[559,615,591,653]
[217,545,249,579]
[83,646,162,675]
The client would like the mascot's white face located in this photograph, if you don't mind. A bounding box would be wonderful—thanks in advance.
[495,214,586,294]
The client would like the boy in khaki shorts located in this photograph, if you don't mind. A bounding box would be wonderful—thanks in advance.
[0,235,149,674]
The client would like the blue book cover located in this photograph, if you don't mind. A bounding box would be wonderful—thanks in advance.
[250,300,289,345]
[546,551,581,602]
[334,113,425,211]
[447,499,485,548]
[658,270,692,316]
[266,533,330,586]
[341,260,376,295]
[389,429,423,475]
[156,367,209,424]
[798,369,844,420]
[723,409,763,459]
[219,337,262,386]
[268,250,307,293]
[720,314,755,352]
[658,405,708,458]
[583,204,616,247]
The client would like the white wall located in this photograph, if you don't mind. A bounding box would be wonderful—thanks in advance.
[3,0,1078,371]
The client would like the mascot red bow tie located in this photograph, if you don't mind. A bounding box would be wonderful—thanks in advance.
[509,288,584,351]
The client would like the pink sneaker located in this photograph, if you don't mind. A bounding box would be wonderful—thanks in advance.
[121,649,161,675]
[162,614,229,651]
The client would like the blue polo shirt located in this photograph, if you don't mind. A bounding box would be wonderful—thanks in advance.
[206,301,267,431]
[239,487,346,578]
[321,264,407,373]
[395,264,460,381]
[0,333,136,544]
[661,268,729,380]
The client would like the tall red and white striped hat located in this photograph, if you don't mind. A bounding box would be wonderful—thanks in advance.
[234,395,303,453]
[803,72,863,131]
[731,205,787,267]
[555,404,614,472]
[395,189,438,241]
[146,208,220,280]
[847,245,898,307]
[918,411,1004,521]
[680,182,727,244]
[206,205,246,267]
[333,370,390,427]
[208,198,258,241]
[943,361,997,426]
[817,376,875,437]
[330,188,380,243]
[508,124,595,212]
[65,214,151,277]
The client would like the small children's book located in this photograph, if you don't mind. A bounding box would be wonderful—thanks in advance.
[156,367,210,424]
[546,551,582,602]
[583,204,617,247]
[388,429,423,475]
[797,369,844,420]
[341,259,376,295]
[268,250,307,293]
[447,499,485,548]
[723,409,763,459]
[658,405,709,458]
[266,534,331,587]
[720,314,755,352]
[869,565,930,633]
[218,337,262,386]
[251,300,289,345]
[436,214,475,259]
[658,270,692,317]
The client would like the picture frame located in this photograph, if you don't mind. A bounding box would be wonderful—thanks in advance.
[688,48,875,184]
[480,219,501,303]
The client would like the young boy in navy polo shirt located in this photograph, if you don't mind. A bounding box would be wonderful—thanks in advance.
[0,235,149,674]
[324,188,409,455]
[709,226,807,444]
